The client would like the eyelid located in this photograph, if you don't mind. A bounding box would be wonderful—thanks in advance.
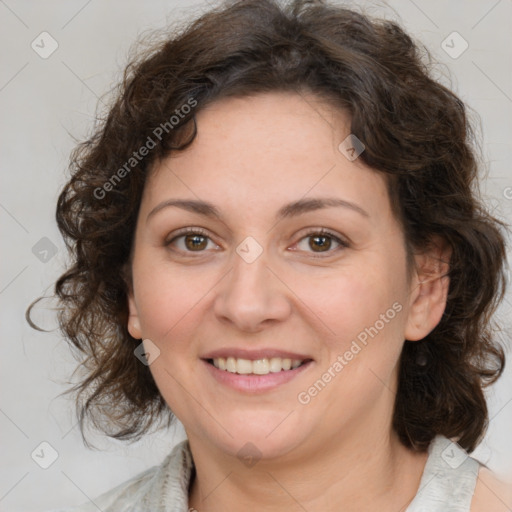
[166,226,210,240]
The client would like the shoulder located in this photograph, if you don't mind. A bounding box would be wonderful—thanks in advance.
[407,436,508,512]
[51,439,193,512]
[471,467,512,512]
[51,464,160,512]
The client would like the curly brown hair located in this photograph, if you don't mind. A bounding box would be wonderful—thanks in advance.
[33,0,509,452]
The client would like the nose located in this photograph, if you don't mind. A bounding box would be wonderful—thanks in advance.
[213,247,292,333]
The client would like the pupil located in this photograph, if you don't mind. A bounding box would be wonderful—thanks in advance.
[186,234,206,250]
[311,235,330,252]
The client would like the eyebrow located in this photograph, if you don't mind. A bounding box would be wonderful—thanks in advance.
[146,197,370,223]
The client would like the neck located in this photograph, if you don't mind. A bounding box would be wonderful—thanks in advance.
[187,424,428,512]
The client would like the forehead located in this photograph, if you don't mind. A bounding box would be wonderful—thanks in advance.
[142,92,391,221]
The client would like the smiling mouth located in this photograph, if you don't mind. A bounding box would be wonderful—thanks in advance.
[206,357,312,375]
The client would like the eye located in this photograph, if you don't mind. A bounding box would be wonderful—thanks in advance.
[166,228,219,253]
[165,227,348,257]
[292,228,349,257]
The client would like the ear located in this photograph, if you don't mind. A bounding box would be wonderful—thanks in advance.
[404,236,452,342]
[124,265,142,340]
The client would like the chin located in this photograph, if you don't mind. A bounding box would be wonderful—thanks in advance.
[208,412,309,461]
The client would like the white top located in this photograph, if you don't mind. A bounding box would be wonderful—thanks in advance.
[55,435,481,511]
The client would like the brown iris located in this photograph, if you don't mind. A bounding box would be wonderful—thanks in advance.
[309,234,332,252]
[185,234,208,251]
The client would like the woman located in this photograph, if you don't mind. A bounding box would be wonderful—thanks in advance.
[46,0,511,509]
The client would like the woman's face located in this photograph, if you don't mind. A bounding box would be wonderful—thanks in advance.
[127,92,439,461]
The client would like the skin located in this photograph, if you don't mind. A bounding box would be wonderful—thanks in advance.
[126,92,507,511]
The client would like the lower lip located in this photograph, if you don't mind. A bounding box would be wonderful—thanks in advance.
[202,359,313,393]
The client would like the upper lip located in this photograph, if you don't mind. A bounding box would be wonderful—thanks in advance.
[201,348,313,361]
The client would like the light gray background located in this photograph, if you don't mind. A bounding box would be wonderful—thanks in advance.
[1,1,511,510]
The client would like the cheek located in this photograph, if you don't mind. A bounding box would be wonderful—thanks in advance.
[300,258,409,396]
[133,259,215,341]
[302,273,407,410]
[302,263,405,343]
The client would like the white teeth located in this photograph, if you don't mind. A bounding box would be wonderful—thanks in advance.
[211,357,305,375]
[236,358,253,374]
[226,357,237,373]
[252,359,269,375]
[269,358,283,373]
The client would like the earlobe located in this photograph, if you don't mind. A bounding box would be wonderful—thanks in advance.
[127,268,142,340]
[404,236,452,342]
[127,292,142,339]
[124,264,142,339]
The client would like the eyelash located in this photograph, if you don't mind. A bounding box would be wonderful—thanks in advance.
[166,227,349,258]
